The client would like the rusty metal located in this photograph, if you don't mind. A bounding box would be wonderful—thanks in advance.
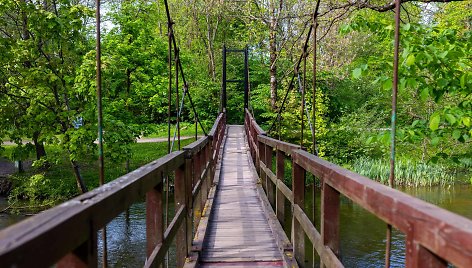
[221,46,250,114]
[386,0,401,266]
[301,51,306,148]
[244,46,249,109]
[95,0,107,266]
[167,22,172,154]
[221,45,227,112]
[176,49,180,150]
[312,16,319,156]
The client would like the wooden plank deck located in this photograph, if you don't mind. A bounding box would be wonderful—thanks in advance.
[200,125,284,267]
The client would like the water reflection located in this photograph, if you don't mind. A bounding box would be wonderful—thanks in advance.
[0,185,471,267]
[303,184,472,267]
[97,199,177,268]
[97,203,147,267]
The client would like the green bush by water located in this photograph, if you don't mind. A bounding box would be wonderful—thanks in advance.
[349,157,455,187]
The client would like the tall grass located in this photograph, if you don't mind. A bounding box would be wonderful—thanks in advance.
[350,157,455,187]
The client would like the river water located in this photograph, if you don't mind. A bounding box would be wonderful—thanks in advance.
[0,185,471,267]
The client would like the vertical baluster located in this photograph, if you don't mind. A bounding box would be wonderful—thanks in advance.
[321,182,340,267]
[266,144,275,208]
[405,234,447,268]
[276,149,285,225]
[175,165,187,268]
[184,158,193,255]
[145,175,164,264]
[57,229,98,268]
[192,152,201,232]
[258,139,266,192]
[202,144,209,205]
[292,159,305,266]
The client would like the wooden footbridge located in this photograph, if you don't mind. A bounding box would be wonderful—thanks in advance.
[1,1,472,266]
[1,109,472,268]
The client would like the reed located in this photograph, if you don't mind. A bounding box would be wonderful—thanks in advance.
[350,157,455,187]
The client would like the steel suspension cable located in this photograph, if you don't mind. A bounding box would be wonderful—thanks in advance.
[268,25,313,134]
[297,73,314,142]
[163,0,207,138]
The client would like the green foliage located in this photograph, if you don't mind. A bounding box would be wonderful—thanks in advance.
[7,140,194,204]
[350,157,455,187]
[9,174,55,202]
[346,12,471,171]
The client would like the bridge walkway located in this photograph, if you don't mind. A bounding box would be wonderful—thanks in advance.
[199,125,286,267]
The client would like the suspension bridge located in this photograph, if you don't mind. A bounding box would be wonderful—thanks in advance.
[1,0,472,267]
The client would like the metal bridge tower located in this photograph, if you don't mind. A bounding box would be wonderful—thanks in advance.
[221,45,249,113]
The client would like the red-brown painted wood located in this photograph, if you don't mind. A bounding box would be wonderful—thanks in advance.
[321,183,340,261]
[276,150,286,226]
[146,182,164,258]
[292,160,305,266]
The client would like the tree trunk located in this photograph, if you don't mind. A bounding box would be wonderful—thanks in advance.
[32,131,46,160]
[70,159,88,194]
[206,14,217,80]
[269,19,278,110]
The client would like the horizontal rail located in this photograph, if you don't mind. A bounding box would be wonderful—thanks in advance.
[183,137,209,157]
[258,135,301,155]
[244,109,472,268]
[0,151,184,267]
[293,149,472,268]
[293,205,342,267]
[245,108,266,135]
[0,112,227,268]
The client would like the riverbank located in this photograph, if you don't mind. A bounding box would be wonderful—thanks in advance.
[0,139,196,212]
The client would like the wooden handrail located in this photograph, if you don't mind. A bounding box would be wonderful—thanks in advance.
[0,112,227,268]
[244,109,472,268]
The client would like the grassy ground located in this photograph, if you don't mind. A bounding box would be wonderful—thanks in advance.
[2,139,196,209]
[143,122,207,139]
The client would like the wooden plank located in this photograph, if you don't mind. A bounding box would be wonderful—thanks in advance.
[202,252,281,259]
[200,261,283,268]
[201,125,283,265]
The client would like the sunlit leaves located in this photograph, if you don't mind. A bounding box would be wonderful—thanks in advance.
[429,113,441,131]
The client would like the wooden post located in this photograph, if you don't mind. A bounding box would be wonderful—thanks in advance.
[292,160,305,266]
[255,127,261,172]
[321,182,340,267]
[175,166,187,268]
[146,180,164,260]
[57,230,97,268]
[192,153,201,233]
[265,144,275,209]
[405,234,447,268]
[276,149,285,225]
[258,139,266,192]
[184,158,193,257]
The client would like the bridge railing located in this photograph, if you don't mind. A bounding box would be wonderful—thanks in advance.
[244,108,472,268]
[0,112,226,268]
